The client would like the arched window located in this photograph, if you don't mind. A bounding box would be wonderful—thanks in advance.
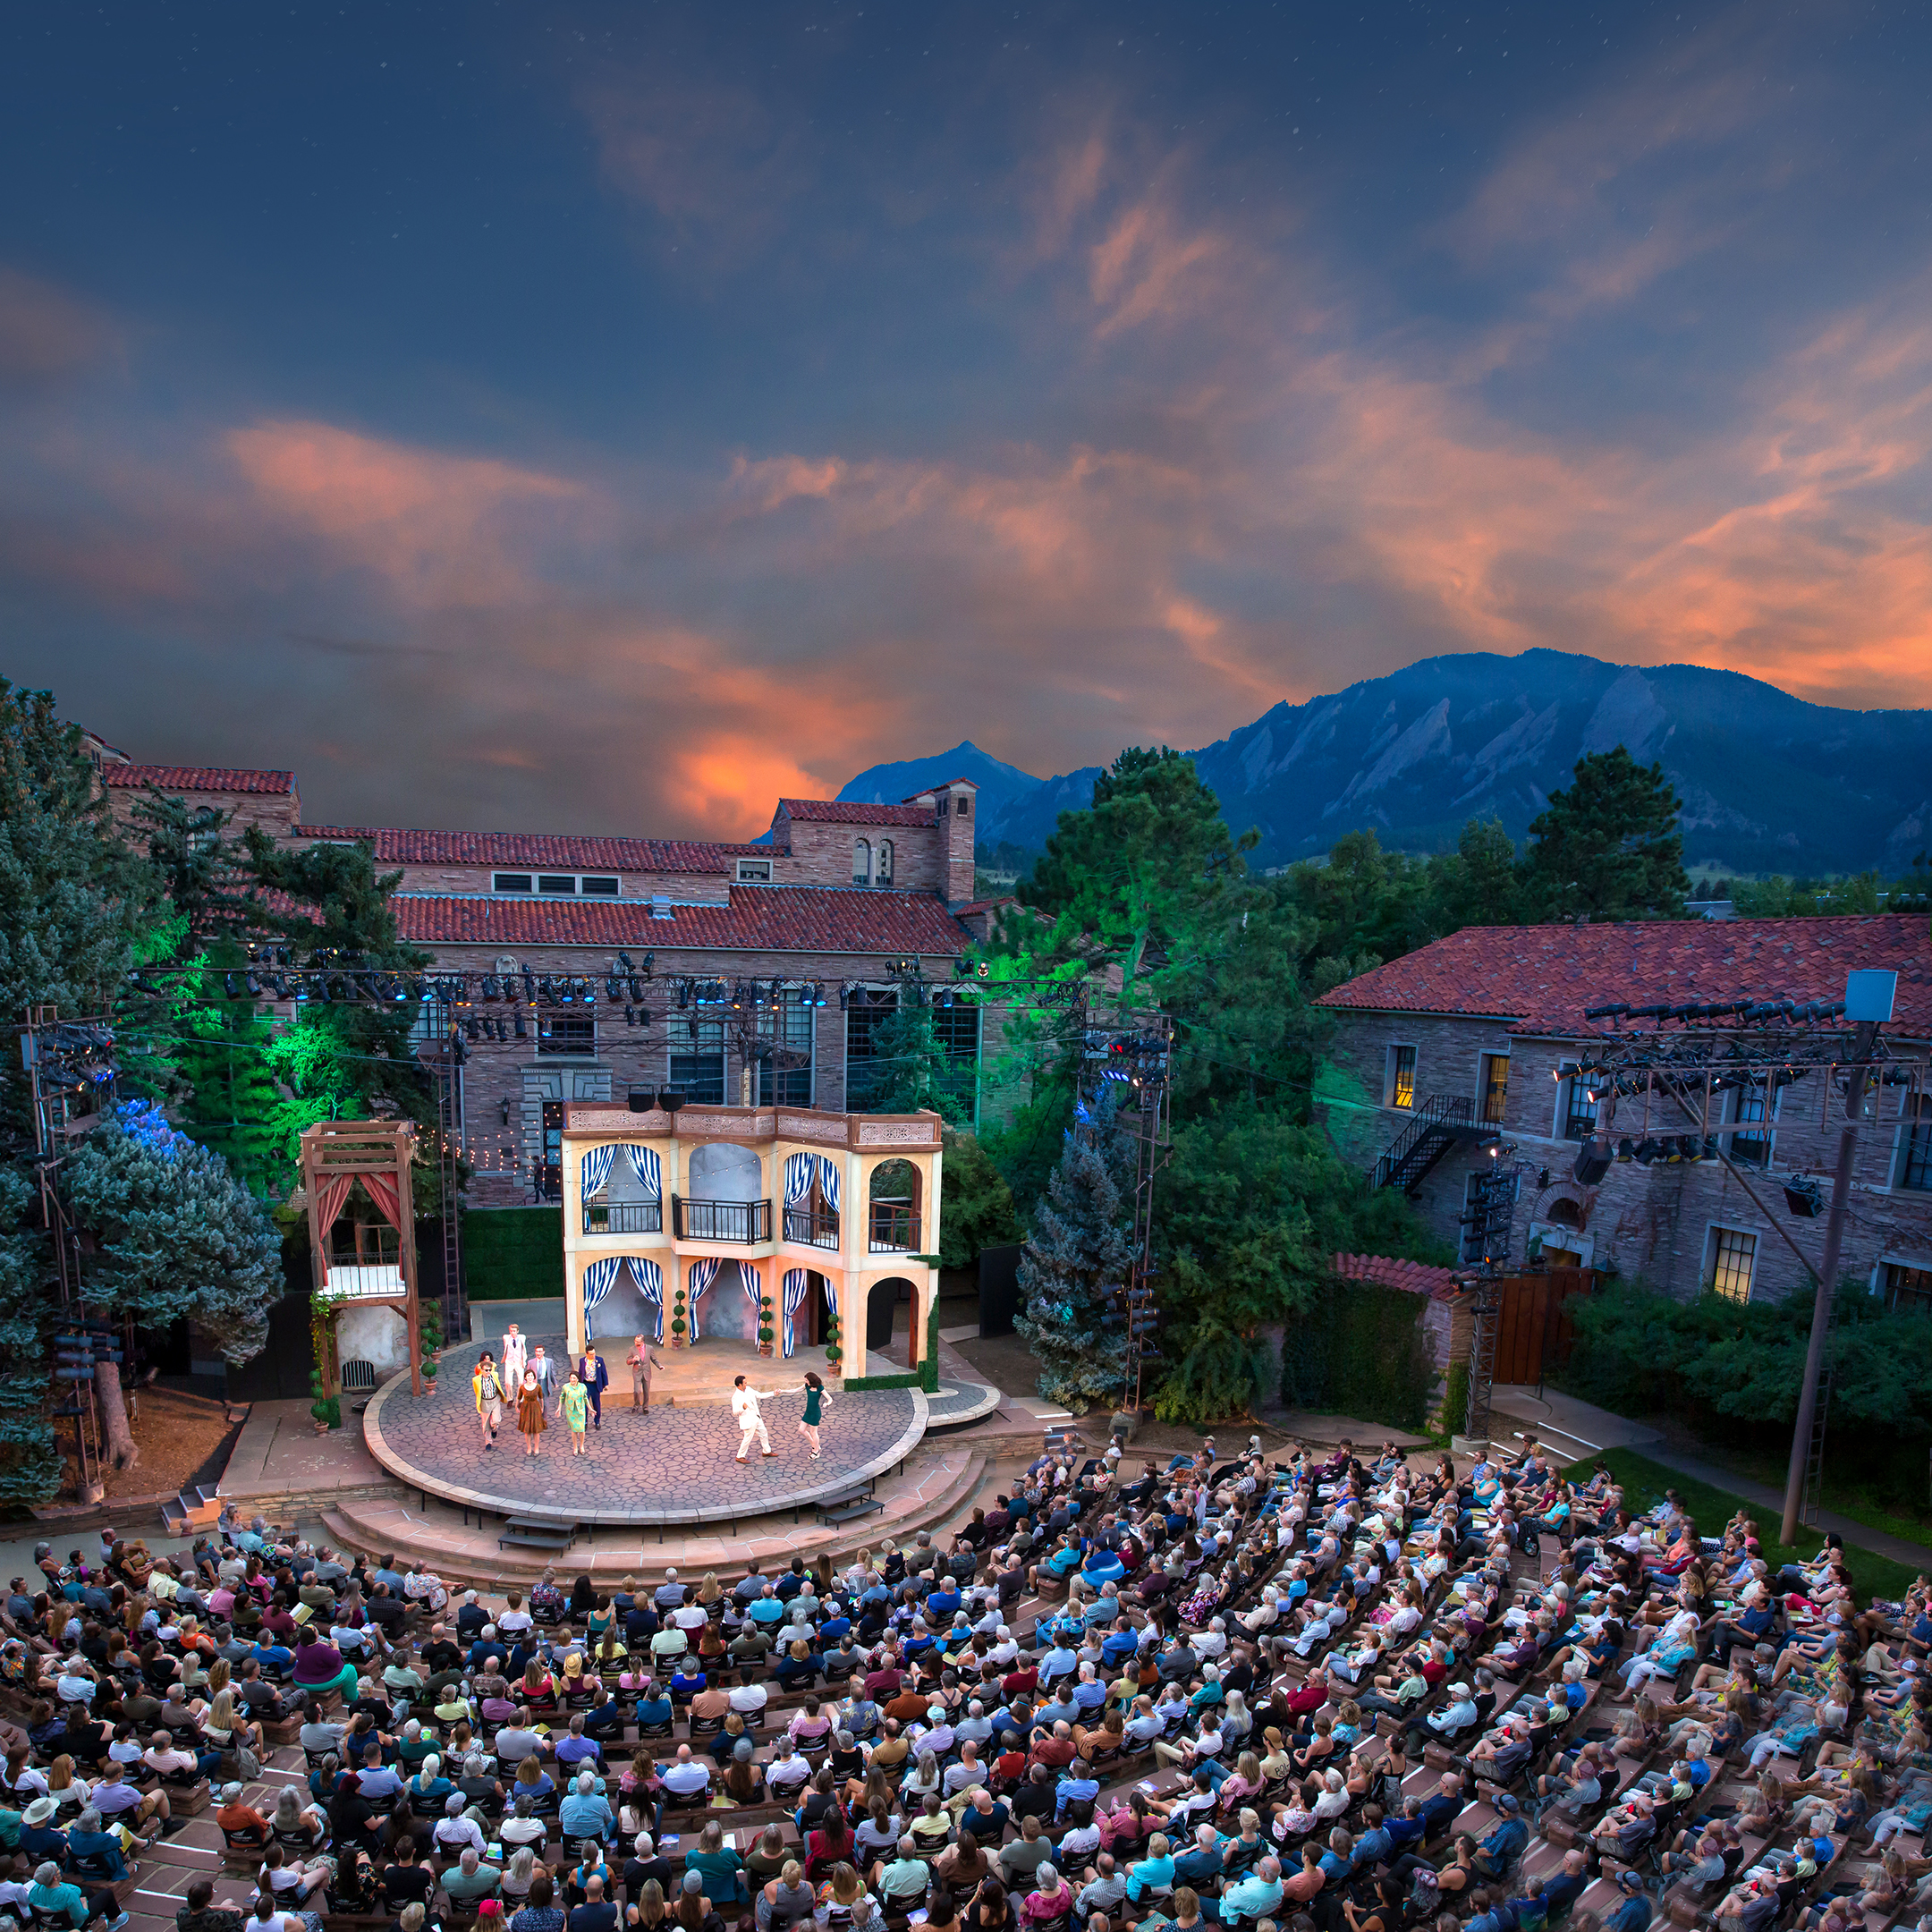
[1546,1197,1585,1229]
[852,838,871,886]
[876,839,893,886]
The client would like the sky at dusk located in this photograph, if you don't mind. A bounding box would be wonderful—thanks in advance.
[3,2,1929,840]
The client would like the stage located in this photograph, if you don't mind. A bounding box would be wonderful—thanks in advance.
[363,1337,930,1528]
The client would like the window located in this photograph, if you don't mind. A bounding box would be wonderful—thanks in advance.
[931,999,981,1121]
[757,991,815,1106]
[876,839,894,886]
[735,859,773,883]
[538,1015,596,1057]
[954,793,970,816]
[852,838,871,887]
[580,875,620,896]
[1880,1261,1932,1313]
[1385,1044,1416,1110]
[1479,1053,1510,1125]
[1898,1097,1932,1192]
[1730,1083,1779,1166]
[1708,1226,1758,1301]
[1563,1076,1600,1141]
[844,988,898,1105]
[493,873,534,894]
[537,874,576,894]
[669,1021,725,1106]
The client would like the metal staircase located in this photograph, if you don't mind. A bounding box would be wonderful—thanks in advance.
[1368,1093,1487,1192]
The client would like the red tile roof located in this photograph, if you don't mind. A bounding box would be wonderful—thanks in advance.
[297,826,764,872]
[1316,914,1932,1035]
[778,798,936,827]
[901,777,981,799]
[392,885,972,955]
[1332,1252,1464,1301]
[104,764,294,794]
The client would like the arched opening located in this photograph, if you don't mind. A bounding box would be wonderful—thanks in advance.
[852,838,871,886]
[867,1275,918,1367]
[876,838,894,886]
[1546,1196,1586,1229]
[683,1140,764,1241]
[868,1157,922,1252]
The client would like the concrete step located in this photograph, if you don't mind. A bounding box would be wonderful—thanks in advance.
[320,1443,992,1589]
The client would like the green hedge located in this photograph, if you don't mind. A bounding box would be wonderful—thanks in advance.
[462,1207,564,1301]
[1281,1277,1435,1431]
[846,1301,941,1394]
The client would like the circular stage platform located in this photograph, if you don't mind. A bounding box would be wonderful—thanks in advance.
[364,1338,929,1529]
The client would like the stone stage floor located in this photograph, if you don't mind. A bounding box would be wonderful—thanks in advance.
[365,1338,927,1528]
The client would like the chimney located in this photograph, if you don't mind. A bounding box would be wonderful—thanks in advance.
[943,781,977,905]
[651,894,674,919]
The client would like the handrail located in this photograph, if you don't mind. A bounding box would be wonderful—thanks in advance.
[783,1204,841,1250]
[670,1195,773,1244]
[1369,1093,1474,1188]
[583,1201,663,1236]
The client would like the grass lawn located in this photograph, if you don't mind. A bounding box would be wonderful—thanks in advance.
[1560,1446,1926,1606]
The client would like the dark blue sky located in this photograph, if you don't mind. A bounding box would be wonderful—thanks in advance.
[3,2,1928,836]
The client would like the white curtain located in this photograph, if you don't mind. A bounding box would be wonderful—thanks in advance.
[686,1257,723,1343]
[614,1256,664,1343]
[782,1267,812,1358]
[581,1258,623,1342]
[626,1144,662,1201]
[580,1143,616,1201]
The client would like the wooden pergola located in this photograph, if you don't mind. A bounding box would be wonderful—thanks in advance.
[300,1120,423,1398]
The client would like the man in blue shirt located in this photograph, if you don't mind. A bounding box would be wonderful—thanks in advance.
[1054,1760,1099,1822]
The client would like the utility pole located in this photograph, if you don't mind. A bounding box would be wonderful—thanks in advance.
[1779,972,1893,1544]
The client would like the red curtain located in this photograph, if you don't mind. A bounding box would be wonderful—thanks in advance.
[359,1169,404,1233]
[309,1173,354,1242]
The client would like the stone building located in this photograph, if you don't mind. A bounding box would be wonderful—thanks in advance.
[1315,914,1932,1307]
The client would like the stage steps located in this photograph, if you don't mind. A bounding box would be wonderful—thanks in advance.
[318,1443,1000,1589]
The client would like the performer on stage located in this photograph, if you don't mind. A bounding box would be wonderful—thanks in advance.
[500,1325,527,1385]
[560,1370,590,1457]
[529,1344,560,1415]
[472,1352,506,1452]
[576,1348,609,1431]
[515,1368,547,1457]
[799,1373,830,1461]
[627,1335,663,1413]
[731,1375,777,1462]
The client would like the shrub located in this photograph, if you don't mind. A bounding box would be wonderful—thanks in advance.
[1281,1277,1436,1431]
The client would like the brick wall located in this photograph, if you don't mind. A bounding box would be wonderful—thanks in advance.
[778,818,946,894]
[107,785,301,846]
[1320,1007,1932,1305]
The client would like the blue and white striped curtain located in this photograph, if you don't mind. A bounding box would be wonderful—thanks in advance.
[626,1145,662,1202]
[784,1153,816,1207]
[740,1260,763,1323]
[782,1267,812,1358]
[581,1257,623,1340]
[580,1143,616,1202]
[815,1154,842,1212]
[619,1256,664,1343]
[686,1258,723,1343]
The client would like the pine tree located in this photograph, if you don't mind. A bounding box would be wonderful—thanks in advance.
[1521,748,1690,921]
[860,987,967,1123]
[1013,1123,1135,1412]
[62,1100,281,1469]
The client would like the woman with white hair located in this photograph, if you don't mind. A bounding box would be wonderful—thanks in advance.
[1239,1584,1282,1634]
[500,1845,539,1902]
[272,1784,329,1852]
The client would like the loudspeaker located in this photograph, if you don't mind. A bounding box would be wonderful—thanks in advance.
[1572,1134,1613,1185]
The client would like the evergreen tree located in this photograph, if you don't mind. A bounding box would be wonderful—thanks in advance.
[0,1168,61,1505]
[62,1100,280,1469]
[1013,1121,1135,1412]
[1521,747,1690,921]
[858,980,967,1123]
[936,1130,1022,1272]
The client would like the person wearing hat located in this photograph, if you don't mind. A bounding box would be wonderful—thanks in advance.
[18,1797,66,1867]
[1605,1865,1654,1932]
[1470,1792,1529,1880]
[433,1792,487,1862]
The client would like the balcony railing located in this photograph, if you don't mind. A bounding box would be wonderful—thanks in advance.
[671,1195,772,1244]
[583,1200,664,1236]
[869,1202,921,1254]
[321,1224,406,1299]
[784,1203,841,1250]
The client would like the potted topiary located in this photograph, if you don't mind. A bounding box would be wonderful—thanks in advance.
[670,1288,688,1347]
[757,1292,775,1358]
[824,1308,842,1376]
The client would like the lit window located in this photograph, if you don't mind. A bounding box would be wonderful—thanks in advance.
[493,873,534,894]
[1709,1227,1757,1301]
[852,838,871,886]
[537,874,577,894]
[1386,1045,1416,1110]
[580,875,620,896]
[1480,1054,1510,1125]
[1881,1260,1932,1313]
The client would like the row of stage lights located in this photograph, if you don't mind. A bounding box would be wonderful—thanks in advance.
[1583,996,1850,1027]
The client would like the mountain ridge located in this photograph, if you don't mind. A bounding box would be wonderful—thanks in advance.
[839,653,1932,877]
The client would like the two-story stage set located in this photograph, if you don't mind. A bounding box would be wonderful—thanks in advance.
[346,1103,1000,1539]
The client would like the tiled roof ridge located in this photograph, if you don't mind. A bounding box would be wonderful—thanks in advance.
[104,764,295,793]
[1331,1250,1462,1301]
[776,798,937,827]
[297,826,773,869]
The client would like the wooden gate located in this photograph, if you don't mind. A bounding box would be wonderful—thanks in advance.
[1489,1268,1596,1386]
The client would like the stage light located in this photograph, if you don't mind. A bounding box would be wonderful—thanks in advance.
[675,979,691,1010]
[1700,1135,1721,1162]
[1675,1134,1699,1161]
[1616,1137,1636,1162]
[499,1098,512,1126]
[513,1012,527,1039]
